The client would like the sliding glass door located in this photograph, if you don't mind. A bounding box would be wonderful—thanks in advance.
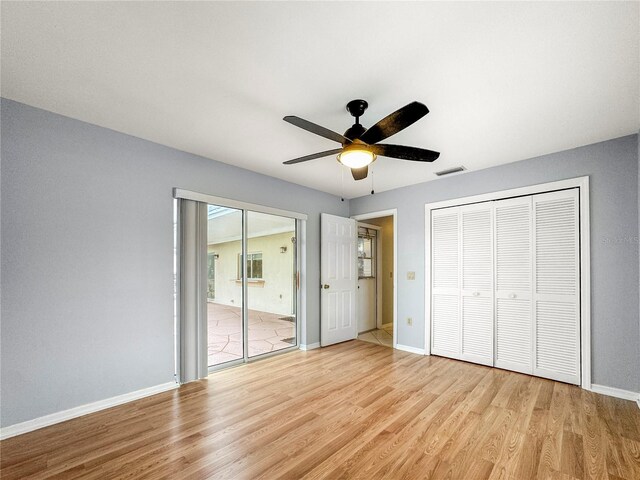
[206,205,244,367]
[205,205,298,368]
[246,211,297,358]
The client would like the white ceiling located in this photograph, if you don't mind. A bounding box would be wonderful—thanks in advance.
[2,2,638,198]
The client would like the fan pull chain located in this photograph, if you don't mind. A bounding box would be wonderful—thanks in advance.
[371,164,375,195]
[341,166,345,202]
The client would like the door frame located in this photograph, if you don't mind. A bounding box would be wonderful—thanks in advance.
[356,222,382,333]
[351,209,398,349]
[424,176,591,389]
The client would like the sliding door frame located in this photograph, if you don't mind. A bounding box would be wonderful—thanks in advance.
[174,188,307,373]
[424,176,591,389]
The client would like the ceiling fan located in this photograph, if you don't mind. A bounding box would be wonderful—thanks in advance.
[282,99,440,181]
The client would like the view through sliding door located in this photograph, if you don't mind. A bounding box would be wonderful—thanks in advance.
[246,211,297,358]
[206,205,298,368]
[206,205,244,367]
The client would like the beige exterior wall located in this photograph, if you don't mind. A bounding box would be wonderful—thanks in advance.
[366,216,394,325]
[208,231,295,315]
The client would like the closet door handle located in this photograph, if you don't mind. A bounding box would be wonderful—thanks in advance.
[472,291,480,297]
[509,293,517,299]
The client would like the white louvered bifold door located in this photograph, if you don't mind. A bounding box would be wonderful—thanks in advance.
[533,189,580,384]
[431,207,461,358]
[460,203,494,366]
[494,196,534,375]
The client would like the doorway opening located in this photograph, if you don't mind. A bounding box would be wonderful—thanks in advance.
[353,213,396,348]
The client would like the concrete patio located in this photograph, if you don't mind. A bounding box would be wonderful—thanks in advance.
[207,303,296,366]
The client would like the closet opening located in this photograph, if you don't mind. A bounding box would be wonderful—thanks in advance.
[425,177,591,388]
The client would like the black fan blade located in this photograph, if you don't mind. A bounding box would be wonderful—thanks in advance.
[360,102,429,145]
[283,148,342,165]
[351,166,368,181]
[283,116,350,144]
[370,144,440,162]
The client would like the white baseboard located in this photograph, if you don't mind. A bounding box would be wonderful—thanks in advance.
[0,381,178,440]
[395,344,426,355]
[590,383,640,405]
[299,342,320,351]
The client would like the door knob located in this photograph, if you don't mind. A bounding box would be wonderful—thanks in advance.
[323,284,330,289]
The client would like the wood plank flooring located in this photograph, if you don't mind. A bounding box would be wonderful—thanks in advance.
[1,340,639,479]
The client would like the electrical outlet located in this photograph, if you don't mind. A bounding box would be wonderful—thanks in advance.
[407,317,413,326]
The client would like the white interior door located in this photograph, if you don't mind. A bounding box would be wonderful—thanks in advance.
[494,196,534,375]
[460,203,494,366]
[533,189,580,384]
[321,213,357,346]
[431,207,461,358]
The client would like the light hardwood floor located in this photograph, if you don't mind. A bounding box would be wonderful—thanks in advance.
[1,340,639,479]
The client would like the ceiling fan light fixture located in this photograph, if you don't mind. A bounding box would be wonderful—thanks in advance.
[337,146,376,169]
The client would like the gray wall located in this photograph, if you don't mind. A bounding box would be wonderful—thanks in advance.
[0,99,348,427]
[350,134,640,393]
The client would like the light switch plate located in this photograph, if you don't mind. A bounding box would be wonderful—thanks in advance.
[407,271,415,280]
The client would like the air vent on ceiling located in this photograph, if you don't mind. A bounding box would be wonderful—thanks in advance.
[435,166,466,176]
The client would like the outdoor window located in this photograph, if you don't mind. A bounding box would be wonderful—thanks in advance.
[358,232,375,278]
[238,252,263,280]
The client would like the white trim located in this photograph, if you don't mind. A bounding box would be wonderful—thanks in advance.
[299,342,320,351]
[375,226,383,330]
[578,177,591,389]
[425,206,432,356]
[422,177,589,211]
[173,188,308,220]
[357,222,382,231]
[590,384,640,403]
[297,220,305,352]
[0,382,178,440]
[395,344,426,355]
[351,209,398,350]
[424,176,591,389]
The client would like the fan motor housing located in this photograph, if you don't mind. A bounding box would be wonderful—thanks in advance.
[343,123,366,143]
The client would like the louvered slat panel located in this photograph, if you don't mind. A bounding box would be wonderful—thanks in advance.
[432,294,460,355]
[536,301,578,376]
[432,212,459,289]
[462,296,493,359]
[462,209,492,291]
[460,203,493,366]
[535,197,577,295]
[431,207,460,357]
[495,203,531,291]
[495,298,532,372]
[494,197,532,374]
[533,189,580,385]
